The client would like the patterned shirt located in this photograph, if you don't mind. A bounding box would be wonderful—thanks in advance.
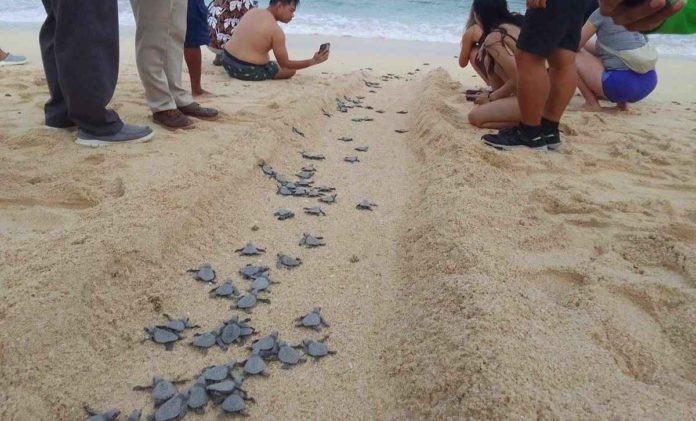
[208,0,258,51]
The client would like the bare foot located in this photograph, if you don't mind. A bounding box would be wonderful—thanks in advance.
[617,102,629,111]
[192,88,216,98]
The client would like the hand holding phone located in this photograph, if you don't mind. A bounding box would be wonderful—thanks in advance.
[319,43,330,53]
[599,0,684,32]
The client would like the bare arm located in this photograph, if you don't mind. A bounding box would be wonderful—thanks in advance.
[599,0,684,32]
[579,21,598,50]
[485,33,517,101]
[272,27,328,70]
[459,25,483,68]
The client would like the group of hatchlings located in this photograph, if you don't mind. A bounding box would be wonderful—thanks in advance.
[86,90,400,420]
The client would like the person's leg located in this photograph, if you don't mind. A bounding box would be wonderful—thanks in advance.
[469,47,490,85]
[516,50,549,127]
[468,97,521,129]
[39,0,73,128]
[167,0,195,108]
[274,68,297,80]
[49,0,123,136]
[575,49,607,109]
[130,0,179,113]
[184,46,206,96]
[544,48,579,123]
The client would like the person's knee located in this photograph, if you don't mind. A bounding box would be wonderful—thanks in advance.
[275,69,296,80]
[549,48,577,69]
[515,50,546,70]
[468,110,485,128]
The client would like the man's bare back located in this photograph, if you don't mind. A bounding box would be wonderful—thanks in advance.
[225,9,279,65]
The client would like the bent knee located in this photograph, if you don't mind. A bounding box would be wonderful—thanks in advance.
[468,110,485,128]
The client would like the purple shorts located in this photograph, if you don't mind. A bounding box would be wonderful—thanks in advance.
[602,69,657,104]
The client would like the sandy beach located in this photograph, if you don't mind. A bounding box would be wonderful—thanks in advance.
[1,25,696,420]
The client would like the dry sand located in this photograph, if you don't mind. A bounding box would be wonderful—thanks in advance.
[1,27,696,420]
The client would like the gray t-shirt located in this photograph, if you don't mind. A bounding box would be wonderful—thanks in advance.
[589,9,647,71]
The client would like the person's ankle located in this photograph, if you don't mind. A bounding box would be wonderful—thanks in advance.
[541,118,559,133]
[519,123,542,138]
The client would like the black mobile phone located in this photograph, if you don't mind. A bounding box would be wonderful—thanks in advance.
[624,0,676,6]
[319,43,330,53]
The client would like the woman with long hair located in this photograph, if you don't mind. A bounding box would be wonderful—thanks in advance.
[459,8,487,84]
[467,0,525,129]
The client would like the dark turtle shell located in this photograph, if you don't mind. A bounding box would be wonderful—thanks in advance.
[243,355,267,375]
[278,344,302,365]
[239,265,269,280]
[210,281,238,298]
[235,293,257,310]
[126,409,142,421]
[274,209,294,221]
[206,380,239,395]
[152,378,177,406]
[191,332,216,349]
[251,333,278,353]
[304,340,330,357]
[220,323,242,344]
[189,264,216,283]
[250,276,270,292]
[202,365,229,383]
[154,394,188,421]
[86,409,121,421]
[355,146,369,152]
[147,328,180,345]
[187,383,208,411]
[221,393,246,414]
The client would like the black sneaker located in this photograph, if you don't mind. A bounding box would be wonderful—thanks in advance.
[543,129,561,151]
[482,126,547,151]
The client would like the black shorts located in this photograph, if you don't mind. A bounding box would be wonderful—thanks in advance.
[517,0,586,58]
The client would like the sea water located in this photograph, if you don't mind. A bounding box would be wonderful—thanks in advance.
[0,0,693,58]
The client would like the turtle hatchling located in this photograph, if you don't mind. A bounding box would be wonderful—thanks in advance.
[395,129,409,134]
[307,188,321,197]
[153,393,188,421]
[249,275,276,293]
[84,407,121,421]
[127,409,142,421]
[295,307,330,330]
[344,156,360,163]
[160,314,199,333]
[277,254,303,269]
[296,171,314,180]
[318,194,337,205]
[397,110,409,114]
[190,332,217,351]
[317,185,336,193]
[293,187,309,197]
[250,331,280,359]
[274,208,294,221]
[259,162,276,177]
[356,200,378,211]
[300,234,325,248]
[338,136,353,142]
[221,393,248,415]
[301,164,317,172]
[354,146,369,152]
[277,184,293,196]
[216,316,256,346]
[303,207,326,216]
[209,280,240,299]
[133,377,176,406]
[187,381,209,414]
[239,265,269,279]
[301,151,326,160]
[232,291,270,313]
[277,341,306,369]
[295,179,313,187]
[144,327,183,351]
[206,378,246,403]
[292,127,305,137]
[235,243,266,256]
[300,336,337,360]
[187,263,216,283]
[242,351,269,376]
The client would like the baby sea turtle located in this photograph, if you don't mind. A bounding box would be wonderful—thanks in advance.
[274,209,294,221]
[277,184,293,196]
[303,207,326,216]
[235,243,266,256]
[250,331,280,359]
[277,341,306,369]
[153,393,188,421]
[295,179,313,188]
[365,105,374,110]
[239,264,269,280]
[206,379,246,403]
[296,171,314,180]
[307,188,321,197]
[143,327,183,351]
[259,162,276,177]
[293,187,309,197]
[317,185,336,193]
[84,406,120,421]
[216,316,256,346]
[186,381,209,415]
[160,314,199,333]
[395,129,409,134]
[300,234,325,248]
[242,351,269,376]
[356,200,378,211]
[344,156,360,163]
[277,254,303,269]
[354,146,369,152]
[200,364,233,383]
[318,194,337,204]
[249,275,277,293]
[133,377,177,406]
[127,409,142,421]
[274,173,291,184]
[295,307,330,331]
[232,291,271,313]
[375,110,385,114]
[301,151,325,160]
[292,127,305,137]
[209,280,240,299]
[351,117,374,122]
[221,393,248,415]
[187,263,216,283]
[338,137,353,142]
[190,332,217,351]
[299,336,337,361]
[301,164,317,172]
[397,110,408,114]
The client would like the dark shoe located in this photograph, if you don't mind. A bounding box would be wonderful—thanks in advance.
[543,129,561,151]
[213,54,223,66]
[179,102,219,121]
[153,109,195,130]
[482,126,547,151]
[76,124,154,147]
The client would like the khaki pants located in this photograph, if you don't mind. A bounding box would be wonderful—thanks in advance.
[130,0,193,113]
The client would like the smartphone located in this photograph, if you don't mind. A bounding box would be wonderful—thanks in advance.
[319,43,330,53]
[624,0,677,5]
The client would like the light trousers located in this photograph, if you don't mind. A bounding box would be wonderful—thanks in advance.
[130,0,193,112]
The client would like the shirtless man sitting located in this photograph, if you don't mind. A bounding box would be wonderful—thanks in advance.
[222,0,329,81]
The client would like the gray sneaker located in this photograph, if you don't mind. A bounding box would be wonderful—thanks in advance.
[0,53,27,66]
[76,124,154,147]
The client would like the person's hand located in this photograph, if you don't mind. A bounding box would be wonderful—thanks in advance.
[474,93,492,105]
[312,49,329,65]
[599,0,685,32]
[527,0,547,8]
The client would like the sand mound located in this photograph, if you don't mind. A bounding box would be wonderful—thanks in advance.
[388,68,696,419]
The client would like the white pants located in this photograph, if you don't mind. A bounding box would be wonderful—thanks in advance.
[130,0,193,112]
